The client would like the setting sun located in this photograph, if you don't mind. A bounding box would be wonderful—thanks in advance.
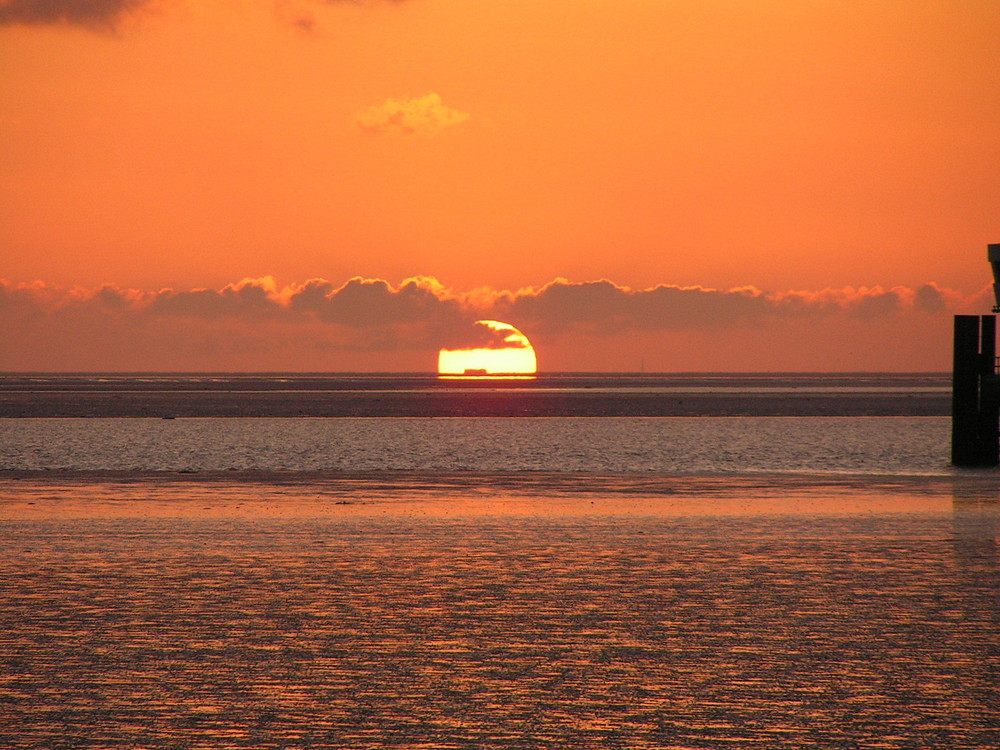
[438,320,537,376]
[1,1,997,373]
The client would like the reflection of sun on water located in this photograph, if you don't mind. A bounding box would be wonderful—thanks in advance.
[438,320,537,377]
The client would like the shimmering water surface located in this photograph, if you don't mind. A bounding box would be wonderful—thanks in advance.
[0,376,997,748]
[1,495,998,749]
[0,416,950,475]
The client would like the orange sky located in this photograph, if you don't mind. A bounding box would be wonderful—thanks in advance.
[2,1,999,371]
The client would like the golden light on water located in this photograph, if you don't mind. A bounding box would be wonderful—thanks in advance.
[438,320,537,376]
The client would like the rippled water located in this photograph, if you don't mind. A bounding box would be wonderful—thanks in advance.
[1,411,997,748]
[1,503,997,749]
[0,416,950,475]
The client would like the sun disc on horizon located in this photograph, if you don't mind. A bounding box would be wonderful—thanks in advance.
[438,320,537,376]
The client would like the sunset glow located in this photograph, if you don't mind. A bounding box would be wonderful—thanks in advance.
[1,1,998,371]
[438,321,537,376]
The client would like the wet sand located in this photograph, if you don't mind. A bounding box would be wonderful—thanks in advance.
[0,469,996,513]
[0,373,950,417]
[0,388,949,417]
[1,474,997,748]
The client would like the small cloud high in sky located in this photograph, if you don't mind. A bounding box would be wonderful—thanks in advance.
[356,93,470,136]
[2,1,998,371]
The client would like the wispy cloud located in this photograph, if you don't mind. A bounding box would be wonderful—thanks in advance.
[356,93,470,136]
[0,0,152,29]
[273,0,415,34]
[0,0,414,31]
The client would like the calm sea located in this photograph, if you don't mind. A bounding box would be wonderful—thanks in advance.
[0,371,955,475]
[0,415,952,476]
[1,374,997,749]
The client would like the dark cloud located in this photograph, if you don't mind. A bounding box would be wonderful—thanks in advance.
[914,283,948,314]
[283,278,469,348]
[845,287,903,319]
[149,278,284,319]
[0,275,963,360]
[0,0,414,30]
[287,278,338,313]
[0,275,973,370]
[304,277,459,327]
[440,320,532,351]
[495,279,774,334]
[0,0,152,29]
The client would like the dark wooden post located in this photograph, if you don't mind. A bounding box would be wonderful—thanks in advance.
[951,314,999,466]
[978,315,999,465]
[952,315,981,466]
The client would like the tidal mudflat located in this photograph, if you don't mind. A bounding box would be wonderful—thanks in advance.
[1,474,996,749]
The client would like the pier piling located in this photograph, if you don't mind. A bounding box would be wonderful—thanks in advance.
[951,314,999,467]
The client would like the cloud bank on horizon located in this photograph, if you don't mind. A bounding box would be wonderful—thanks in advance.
[1,275,975,371]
